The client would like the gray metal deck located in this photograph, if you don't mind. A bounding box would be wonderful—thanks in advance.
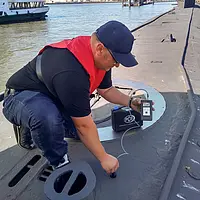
[0,5,200,200]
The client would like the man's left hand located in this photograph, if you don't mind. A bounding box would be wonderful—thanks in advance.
[131,98,155,113]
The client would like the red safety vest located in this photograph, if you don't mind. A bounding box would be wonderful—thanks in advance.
[39,36,106,94]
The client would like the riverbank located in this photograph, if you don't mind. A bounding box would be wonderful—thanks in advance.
[45,0,120,4]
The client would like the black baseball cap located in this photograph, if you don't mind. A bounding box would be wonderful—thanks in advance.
[95,20,138,67]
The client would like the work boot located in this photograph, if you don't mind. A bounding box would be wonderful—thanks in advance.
[13,125,36,150]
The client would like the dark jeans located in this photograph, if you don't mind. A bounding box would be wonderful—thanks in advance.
[2,90,79,166]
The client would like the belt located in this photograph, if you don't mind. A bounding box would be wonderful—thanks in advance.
[4,88,16,98]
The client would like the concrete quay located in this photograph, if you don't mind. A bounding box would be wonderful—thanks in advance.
[0,4,200,200]
[118,4,200,200]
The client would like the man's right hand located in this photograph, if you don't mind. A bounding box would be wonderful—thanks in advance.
[72,115,119,175]
[100,153,119,174]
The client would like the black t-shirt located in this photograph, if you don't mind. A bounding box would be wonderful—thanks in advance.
[6,47,112,117]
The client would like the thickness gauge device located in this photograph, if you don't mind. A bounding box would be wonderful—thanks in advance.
[141,100,153,121]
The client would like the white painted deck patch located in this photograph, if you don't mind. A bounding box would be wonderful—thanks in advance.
[92,79,166,142]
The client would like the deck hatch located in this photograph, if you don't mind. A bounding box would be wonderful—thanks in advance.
[8,155,41,187]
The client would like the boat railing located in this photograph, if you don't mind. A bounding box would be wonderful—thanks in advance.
[9,2,45,10]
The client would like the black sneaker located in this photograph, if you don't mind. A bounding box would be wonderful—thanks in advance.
[53,154,70,170]
[13,125,36,150]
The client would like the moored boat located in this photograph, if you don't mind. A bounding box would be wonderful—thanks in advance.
[0,0,49,24]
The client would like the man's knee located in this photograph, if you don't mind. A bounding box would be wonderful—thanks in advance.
[27,97,63,131]
[30,111,64,133]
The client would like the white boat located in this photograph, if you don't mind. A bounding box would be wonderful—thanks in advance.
[0,0,49,24]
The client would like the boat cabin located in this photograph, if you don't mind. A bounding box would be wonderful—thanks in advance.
[9,0,45,10]
[0,0,46,16]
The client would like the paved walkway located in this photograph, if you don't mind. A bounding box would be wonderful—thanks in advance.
[166,6,200,200]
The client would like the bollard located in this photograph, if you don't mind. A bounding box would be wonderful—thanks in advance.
[44,161,96,200]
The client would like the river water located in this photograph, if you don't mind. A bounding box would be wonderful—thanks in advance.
[0,2,176,91]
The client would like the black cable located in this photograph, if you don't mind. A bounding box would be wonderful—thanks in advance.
[114,86,133,91]
[131,89,149,99]
[90,96,101,108]
[94,116,112,125]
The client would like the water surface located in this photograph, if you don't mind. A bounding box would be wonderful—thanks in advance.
[0,2,176,91]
